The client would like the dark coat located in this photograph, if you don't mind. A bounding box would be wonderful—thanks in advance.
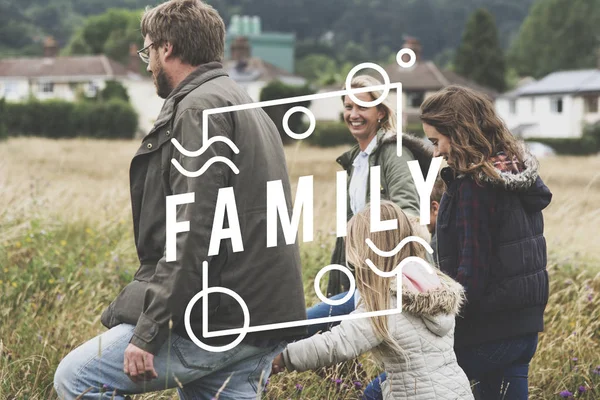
[436,151,552,348]
[101,63,307,353]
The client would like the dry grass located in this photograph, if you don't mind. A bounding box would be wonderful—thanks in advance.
[1,137,599,399]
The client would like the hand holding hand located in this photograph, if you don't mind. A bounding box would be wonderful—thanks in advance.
[271,353,286,375]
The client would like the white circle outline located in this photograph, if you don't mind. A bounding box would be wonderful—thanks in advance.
[344,62,391,108]
[184,286,249,352]
[283,106,316,140]
[314,264,356,306]
[396,48,416,69]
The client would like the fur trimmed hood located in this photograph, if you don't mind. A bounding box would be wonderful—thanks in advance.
[477,148,552,212]
[478,147,539,192]
[390,266,465,317]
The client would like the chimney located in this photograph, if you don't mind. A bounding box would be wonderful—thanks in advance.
[129,43,140,73]
[402,36,422,63]
[43,36,59,58]
[231,36,251,62]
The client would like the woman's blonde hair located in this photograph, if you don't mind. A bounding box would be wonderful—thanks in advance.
[346,201,427,357]
[342,75,397,134]
[420,85,524,185]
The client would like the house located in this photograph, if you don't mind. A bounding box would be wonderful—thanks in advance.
[225,15,296,74]
[224,36,306,102]
[0,37,163,135]
[310,37,497,127]
[495,68,600,139]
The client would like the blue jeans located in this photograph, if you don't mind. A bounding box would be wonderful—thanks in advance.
[54,323,284,399]
[363,372,387,400]
[456,333,539,400]
[306,292,387,400]
[306,291,355,336]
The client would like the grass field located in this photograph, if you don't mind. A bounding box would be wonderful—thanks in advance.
[1,137,599,399]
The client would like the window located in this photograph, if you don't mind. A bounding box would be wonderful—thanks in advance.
[39,82,54,93]
[509,99,516,114]
[551,97,563,114]
[406,91,424,108]
[85,81,98,97]
[584,96,598,113]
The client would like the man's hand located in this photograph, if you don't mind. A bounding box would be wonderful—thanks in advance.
[271,353,286,375]
[123,343,158,383]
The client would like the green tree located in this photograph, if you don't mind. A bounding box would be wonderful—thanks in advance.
[295,54,337,83]
[259,81,313,145]
[509,0,600,78]
[65,8,143,64]
[454,8,506,92]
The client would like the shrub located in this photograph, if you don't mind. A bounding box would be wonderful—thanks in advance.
[260,80,314,145]
[5,98,138,139]
[99,80,130,102]
[524,124,600,155]
[305,121,355,147]
[0,97,7,140]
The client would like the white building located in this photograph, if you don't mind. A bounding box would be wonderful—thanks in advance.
[496,69,600,138]
[0,39,163,135]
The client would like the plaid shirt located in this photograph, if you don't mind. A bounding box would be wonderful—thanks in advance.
[438,168,497,315]
[454,179,496,311]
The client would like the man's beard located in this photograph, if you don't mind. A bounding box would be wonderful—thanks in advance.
[155,66,173,99]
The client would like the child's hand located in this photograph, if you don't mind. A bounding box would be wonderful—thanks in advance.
[271,353,286,375]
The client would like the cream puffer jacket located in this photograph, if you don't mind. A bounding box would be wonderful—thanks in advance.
[282,268,474,399]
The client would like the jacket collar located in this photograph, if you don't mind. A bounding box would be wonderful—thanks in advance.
[147,62,228,136]
[336,129,388,170]
[336,130,435,178]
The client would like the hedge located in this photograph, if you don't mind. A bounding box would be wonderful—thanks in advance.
[527,124,600,156]
[0,97,7,140]
[5,98,138,139]
[304,121,355,147]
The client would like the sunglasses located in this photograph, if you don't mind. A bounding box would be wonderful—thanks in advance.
[137,42,154,64]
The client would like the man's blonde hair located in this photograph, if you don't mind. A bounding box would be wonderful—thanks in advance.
[141,0,225,66]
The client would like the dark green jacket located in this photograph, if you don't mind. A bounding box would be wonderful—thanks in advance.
[101,62,306,353]
[326,130,434,296]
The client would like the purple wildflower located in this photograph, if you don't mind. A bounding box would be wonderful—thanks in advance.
[593,366,600,375]
[588,294,594,302]
[353,381,363,389]
[334,378,343,385]
[572,357,578,362]
[578,386,587,394]
[295,383,303,392]
[559,390,573,398]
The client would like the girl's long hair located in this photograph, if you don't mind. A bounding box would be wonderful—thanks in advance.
[420,85,524,185]
[345,201,427,357]
[342,75,397,134]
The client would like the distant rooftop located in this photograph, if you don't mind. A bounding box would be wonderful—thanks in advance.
[0,55,137,80]
[504,69,600,97]
[383,61,498,98]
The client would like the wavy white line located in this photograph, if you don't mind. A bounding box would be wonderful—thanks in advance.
[171,156,240,178]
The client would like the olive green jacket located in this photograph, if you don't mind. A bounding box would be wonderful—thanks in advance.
[326,130,434,296]
[100,62,307,353]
